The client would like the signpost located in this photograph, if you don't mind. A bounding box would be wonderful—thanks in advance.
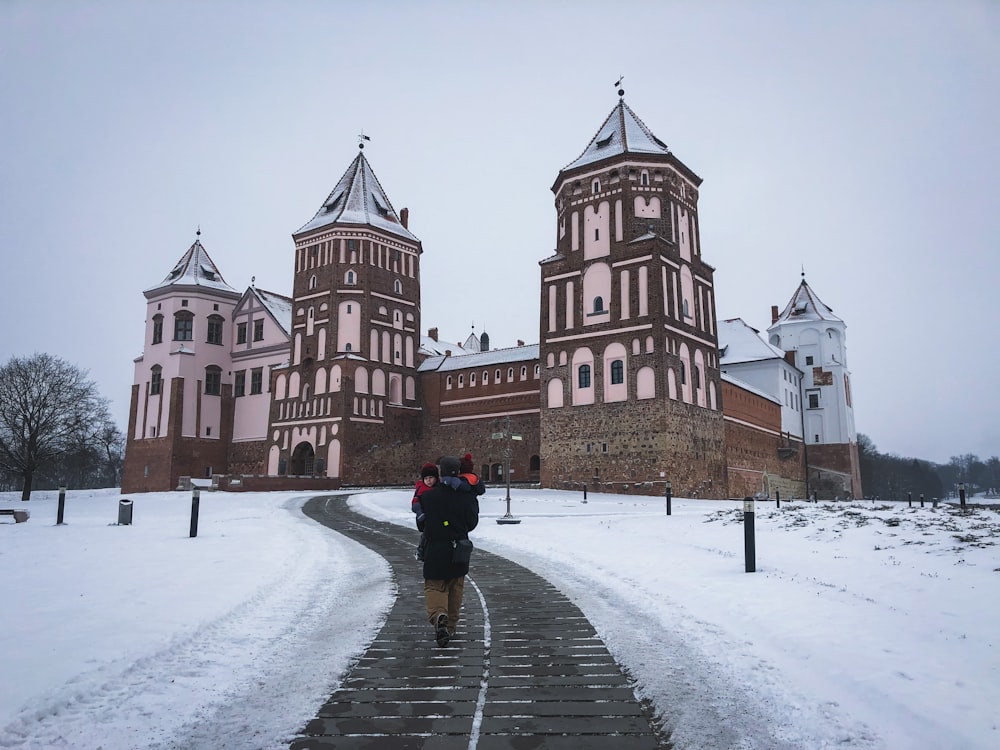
[493,416,521,525]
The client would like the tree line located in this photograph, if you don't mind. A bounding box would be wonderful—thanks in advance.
[858,433,1000,501]
[0,353,124,500]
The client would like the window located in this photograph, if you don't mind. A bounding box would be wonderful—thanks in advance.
[394,279,402,294]
[173,312,193,341]
[611,359,624,385]
[237,322,247,345]
[578,364,592,388]
[682,299,690,319]
[805,355,814,365]
[207,315,224,345]
[592,179,600,193]
[693,366,701,389]
[680,361,687,385]
[150,366,162,395]
[309,275,317,290]
[593,296,604,313]
[234,370,246,397]
[346,270,356,285]
[205,366,222,395]
[507,367,514,381]
[640,170,649,186]
[253,319,264,342]
[250,367,263,395]
[152,315,163,345]
[808,391,820,409]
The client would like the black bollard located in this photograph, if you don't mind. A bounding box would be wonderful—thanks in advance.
[666,480,672,516]
[920,494,925,508]
[908,492,912,508]
[775,489,780,509]
[57,486,67,525]
[959,483,967,509]
[743,497,756,573]
[583,483,587,501]
[189,487,200,538]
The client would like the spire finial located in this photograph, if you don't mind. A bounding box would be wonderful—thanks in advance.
[196,225,201,238]
[614,75,625,99]
[251,275,256,288]
[801,264,806,281]
[358,131,371,149]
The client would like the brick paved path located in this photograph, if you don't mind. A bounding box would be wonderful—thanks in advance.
[291,494,669,749]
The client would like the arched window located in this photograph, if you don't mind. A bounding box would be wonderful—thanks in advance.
[593,296,604,313]
[309,275,317,290]
[204,365,222,395]
[611,359,624,385]
[346,270,356,285]
[394,279,402,294]
[578,364,592,388]
[150,365,163,395]
[680,360,687,385]
[640,170,649,186]
[592,178,601,193]
[152,315,163,345]
[173,311,193,341]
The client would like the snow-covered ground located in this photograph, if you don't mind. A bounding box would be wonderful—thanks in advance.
[1,487,997,749]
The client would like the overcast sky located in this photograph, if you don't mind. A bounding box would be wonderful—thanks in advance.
[2,1,997,466]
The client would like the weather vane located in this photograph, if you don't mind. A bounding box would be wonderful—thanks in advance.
[614,75,625,98]
[358,131,371,149]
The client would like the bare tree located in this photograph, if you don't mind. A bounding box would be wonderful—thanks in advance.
[0,353,113,500]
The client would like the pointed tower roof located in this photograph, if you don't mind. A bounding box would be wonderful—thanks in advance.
[144,237,238,297]
[771,278,843,326]
[295,150,419,242]
[562,99,672,173]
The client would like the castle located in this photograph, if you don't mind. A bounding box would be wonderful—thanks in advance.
[122,96,861,500]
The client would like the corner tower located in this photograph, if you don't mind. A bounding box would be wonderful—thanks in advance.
[768,277,862,498]
[539,96,727,497]
[265,147,424,484]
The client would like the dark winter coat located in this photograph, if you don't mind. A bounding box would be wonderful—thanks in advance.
[419,481,480,580]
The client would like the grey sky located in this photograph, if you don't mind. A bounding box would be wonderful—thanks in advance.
[2,1,997,465]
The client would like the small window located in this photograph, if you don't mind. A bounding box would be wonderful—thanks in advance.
[250,368,263,395]
[520,365,527,379]
[446,375,453,389]
[682,299,690,319]
[458,374,464,387]
[805,355,814,365]
[507,367,514,381]
[234,371,246,397]
[680,361,687,385]
[309,275,317,290]
[204,366,222,396]
[394,279,402,294]
[593,296,604,313]
[578,364,592,388]
[483,370,489,385]
[611,359,624,385]
[640,170,649,186]
[495,369,501,382]
[150,366,162,395]
[237,322,248,345]
[152,315,163,345]
[253,319,264,342]
[206,426,212,436]
[592,179,600,193]
[346,270,356,285]
[808,392,820,409]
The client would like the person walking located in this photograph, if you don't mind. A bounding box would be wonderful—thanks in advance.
[411,462,439,561]
[417,455,480,647]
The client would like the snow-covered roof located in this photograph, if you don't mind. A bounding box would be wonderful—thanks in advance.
[252,287,293,336]
[295,151,419,242]
[771,279,842,326]
[419,344,539,373]
[419,335,466,358]
[718,318,787,365]
[145,239,239,297]
[561,100,672,173]
[720,372,782,405]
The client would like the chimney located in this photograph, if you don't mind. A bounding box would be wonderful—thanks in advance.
[400,207,409,229]
[428,327,438,341]
[517,339,524,347]
[771,305,779,324]
[445,349,452,357]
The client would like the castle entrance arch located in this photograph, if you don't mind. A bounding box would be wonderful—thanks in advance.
[290,442,316,476]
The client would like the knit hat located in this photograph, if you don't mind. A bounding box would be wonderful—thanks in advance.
[420,462,439,479]
[460,453,475,474]
[439,456,461,477]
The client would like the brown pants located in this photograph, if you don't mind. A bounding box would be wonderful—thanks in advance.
[424,577,465,633]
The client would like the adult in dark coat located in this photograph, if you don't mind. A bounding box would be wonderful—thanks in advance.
[419,455,480,646]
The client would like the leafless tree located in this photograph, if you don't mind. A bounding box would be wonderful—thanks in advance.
[0,353,113,500]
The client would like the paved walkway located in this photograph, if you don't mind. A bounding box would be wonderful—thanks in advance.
[291,494,670,750]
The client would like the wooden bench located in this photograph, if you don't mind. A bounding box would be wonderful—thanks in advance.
[0,508,30,523]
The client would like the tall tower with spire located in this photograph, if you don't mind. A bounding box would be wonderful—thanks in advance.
[263,146,425,484]
[538,94,727,497]
[768,276,862,498]
[122,235,241,491]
